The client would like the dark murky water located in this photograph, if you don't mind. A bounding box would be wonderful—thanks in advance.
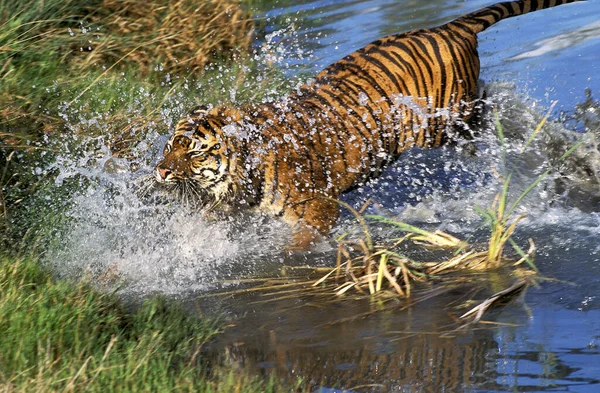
[45,0,600,391]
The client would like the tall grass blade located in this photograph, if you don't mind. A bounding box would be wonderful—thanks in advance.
[376,254,387,292]
[509,238,539,273]
[522,101,557,153]
[322,197,374,251]
[507,169,550,215]
[559,139,585,160]
[498,173,511,222]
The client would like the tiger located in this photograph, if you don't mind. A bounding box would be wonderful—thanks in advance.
[154,0,582,249]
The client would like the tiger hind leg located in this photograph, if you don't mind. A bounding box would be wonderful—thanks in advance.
[469,86,490,134]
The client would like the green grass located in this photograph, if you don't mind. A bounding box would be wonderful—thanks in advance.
[0,255,294,392]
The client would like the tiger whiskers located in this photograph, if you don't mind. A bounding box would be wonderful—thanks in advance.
[177,179,207,210]
[133,174,161,200]
[185,180,206,207]
[133,173,209,210]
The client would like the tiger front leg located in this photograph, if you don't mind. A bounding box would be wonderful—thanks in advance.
[282,196,340,251]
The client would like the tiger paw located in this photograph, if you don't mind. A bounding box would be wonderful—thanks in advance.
[285,227,323,252]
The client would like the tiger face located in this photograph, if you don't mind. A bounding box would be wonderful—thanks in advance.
[155,136,223,183]
[155,119,231,203]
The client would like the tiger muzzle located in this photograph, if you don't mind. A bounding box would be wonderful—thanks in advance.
[155,166,172,183]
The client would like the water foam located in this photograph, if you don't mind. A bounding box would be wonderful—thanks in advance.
[45,160,292,295]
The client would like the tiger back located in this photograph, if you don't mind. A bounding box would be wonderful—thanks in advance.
[155,0,582,249]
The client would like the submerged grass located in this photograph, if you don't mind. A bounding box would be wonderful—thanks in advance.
[0,255,295,392]
[318,201,532,300]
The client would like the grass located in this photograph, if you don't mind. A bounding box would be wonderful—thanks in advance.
[0,0,284,135]
[290,182,537,301]
[0,0,254,75]
[0,255,298,392]
[0,0,255,145]
[315,203,531,300]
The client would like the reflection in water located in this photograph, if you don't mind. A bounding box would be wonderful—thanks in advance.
[205,287,500,392]
[230,332,498,392]
[204,287,600,392]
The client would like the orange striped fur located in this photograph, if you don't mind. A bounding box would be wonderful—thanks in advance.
[155,0,581,248]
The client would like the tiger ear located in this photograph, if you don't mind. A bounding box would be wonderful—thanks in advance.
[189,104,212,117]
[210,106,244,123]
[173,105,213,137]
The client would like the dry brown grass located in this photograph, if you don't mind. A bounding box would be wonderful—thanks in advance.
[302,198,534,299]
[196,197,536,318]
[75,0,256,74]
[2,0,256,75]
[318,227,535,299]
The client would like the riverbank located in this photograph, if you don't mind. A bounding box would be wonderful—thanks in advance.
[0,255,299,391]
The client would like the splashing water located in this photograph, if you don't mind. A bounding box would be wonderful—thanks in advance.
[34,3,600,302]
[39,25,315,296]
[40,79,600,299]
[46,159,298,296]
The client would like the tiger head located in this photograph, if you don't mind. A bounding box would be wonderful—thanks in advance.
[154,106,243,205]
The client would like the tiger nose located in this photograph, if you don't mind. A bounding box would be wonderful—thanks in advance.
[156,167,171,181]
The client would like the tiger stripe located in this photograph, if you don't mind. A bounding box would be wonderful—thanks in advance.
[155,0,583,249]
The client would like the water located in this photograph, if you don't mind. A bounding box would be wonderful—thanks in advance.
[40,0,600,391]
